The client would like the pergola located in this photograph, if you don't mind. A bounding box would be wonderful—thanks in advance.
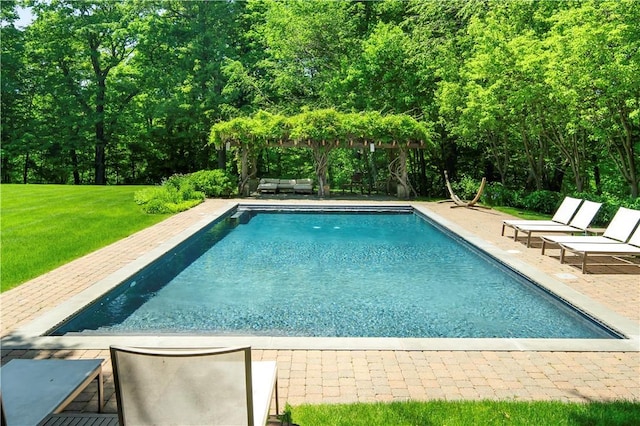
[209,109,433,199]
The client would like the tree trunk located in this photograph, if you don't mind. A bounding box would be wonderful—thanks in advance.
[71,149,80,184]
[217,146,227,170]
[93,70,107,184]
[23,152,30,184]
[593,157,602,195]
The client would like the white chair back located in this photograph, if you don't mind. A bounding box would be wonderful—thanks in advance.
[551,197,583,224]
[627,224,640,248]
[568,200,602,230]
[110,346,254,426]
[602,207,640,242]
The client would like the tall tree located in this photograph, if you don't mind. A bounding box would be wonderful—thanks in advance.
[133,0,245,177]
[26,0,144,184]
[1,1,28,182]
[546,0,640,197]
[250,0,357,110]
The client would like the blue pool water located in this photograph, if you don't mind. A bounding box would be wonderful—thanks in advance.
[51,208,617,338]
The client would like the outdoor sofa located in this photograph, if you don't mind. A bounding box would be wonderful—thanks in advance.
[257,178,314,194]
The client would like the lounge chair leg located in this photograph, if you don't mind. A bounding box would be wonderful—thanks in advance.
[501,224,505,236]
[526,233,532,247]
[98,369,104,412]
[275,377,280,416]
[541,240,546,255]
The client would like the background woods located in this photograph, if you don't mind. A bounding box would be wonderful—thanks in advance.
[1,0,638,200]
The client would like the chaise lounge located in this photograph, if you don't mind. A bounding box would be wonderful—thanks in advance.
[540,207,640,255]
[511,200,602,247]
[558,224,640,273]
[501,196,583,237]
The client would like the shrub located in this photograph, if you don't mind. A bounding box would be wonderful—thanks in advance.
[135,174,205,214]
[451,175,482,200]
[188,169,237,197]
[134,169,237,214]
[521,190,563,215]
[483,182,523,207]
[480,179,638,225]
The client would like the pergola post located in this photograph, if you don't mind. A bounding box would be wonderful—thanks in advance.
[240,145,249,196]
[397,147,409,199]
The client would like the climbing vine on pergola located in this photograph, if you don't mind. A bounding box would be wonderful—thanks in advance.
[210,109,433,198]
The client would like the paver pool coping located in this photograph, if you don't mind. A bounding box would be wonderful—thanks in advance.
[3,201,639,352]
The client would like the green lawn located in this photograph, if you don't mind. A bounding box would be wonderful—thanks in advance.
[492,206,551,221]
[0,184,169,292]
[290,400,640,426]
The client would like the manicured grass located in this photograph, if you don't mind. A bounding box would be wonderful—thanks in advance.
[291,400,640,425]
[0,184,170,292]
[492,206,551,221]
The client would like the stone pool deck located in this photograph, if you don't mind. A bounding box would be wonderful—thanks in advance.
[1,198,639,416]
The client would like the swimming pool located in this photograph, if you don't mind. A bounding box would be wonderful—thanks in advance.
[49,205,619,339]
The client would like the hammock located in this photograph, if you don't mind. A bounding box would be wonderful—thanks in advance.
[441,171,490,209]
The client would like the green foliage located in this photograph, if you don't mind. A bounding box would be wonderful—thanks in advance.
[2,0,639,198]
[134,182,203,215]
[134,170,237,214]
[521,190,564,215]
[483,182,524,208]
[210,109,433,149]
[189,169,238,197]
[0,185,168,291]
[291,400,640,426]
[135,174,203,214]
[278,403,295,426]
[450,175,484,201]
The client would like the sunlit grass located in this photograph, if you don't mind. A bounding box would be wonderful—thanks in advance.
[492,206,551,221]
[0,184,169,292]
[291,400,640,426]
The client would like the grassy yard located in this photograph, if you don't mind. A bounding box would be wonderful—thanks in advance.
[290,400,640,425]
[0,184,169,292]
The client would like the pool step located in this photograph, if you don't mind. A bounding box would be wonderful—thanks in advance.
[229,209,252,225]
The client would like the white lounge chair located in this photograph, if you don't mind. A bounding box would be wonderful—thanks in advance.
[512,200,602,247]
[540,207,640,255]
[558,224,640,273]
[110,346,278,426]
[501,196,583,237]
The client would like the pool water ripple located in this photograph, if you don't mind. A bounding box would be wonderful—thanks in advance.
[53,211,616,338]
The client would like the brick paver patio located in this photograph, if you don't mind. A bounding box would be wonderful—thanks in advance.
[2,198,639,416]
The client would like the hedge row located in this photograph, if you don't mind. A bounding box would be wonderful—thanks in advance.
[471,181,640,225]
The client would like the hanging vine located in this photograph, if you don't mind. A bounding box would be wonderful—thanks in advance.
[210,108,433,198]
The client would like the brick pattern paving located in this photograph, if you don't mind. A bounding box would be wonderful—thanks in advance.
[2,199,639,416]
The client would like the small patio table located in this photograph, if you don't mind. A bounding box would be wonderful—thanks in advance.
[1,359,104,426]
